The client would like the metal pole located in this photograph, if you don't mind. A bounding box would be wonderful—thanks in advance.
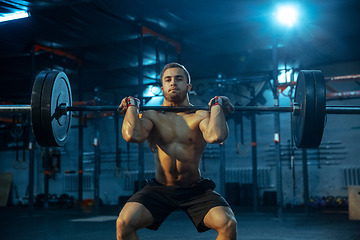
[302,148,309,214]
[250,87,258,212]
[78,66,84,210]
[28,138,35,215]
[137,23,145,191]
[93,88,101,216]
[290,76,296,197]
[28,46,35,216]
[218,73,226,198]
[219,143,226,197]
[43,148,50,209]
[272,22,283,219]
[115,94,120,175]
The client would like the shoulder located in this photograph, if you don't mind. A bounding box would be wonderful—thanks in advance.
[140,110,159,119]
[195,109,210,119]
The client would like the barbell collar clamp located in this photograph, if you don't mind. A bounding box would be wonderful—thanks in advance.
[59,103,68,116]
[292,103,300,116]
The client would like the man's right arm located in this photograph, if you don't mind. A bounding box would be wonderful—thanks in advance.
[199,96,234,143]
[118,97,153,143]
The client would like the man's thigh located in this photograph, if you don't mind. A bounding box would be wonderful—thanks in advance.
[182,189,230,232]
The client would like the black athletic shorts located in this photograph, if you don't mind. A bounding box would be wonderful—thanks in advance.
[127,178,230,233]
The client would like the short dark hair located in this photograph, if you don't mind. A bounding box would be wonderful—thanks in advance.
[160,62,191,85]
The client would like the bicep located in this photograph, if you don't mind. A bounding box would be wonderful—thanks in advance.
[199,111,228,144]
[122,113,154,143]
[140,117,154,136]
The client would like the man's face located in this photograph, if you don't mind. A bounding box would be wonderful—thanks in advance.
[161,67,191,103]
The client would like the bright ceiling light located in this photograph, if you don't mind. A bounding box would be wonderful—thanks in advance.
[143,85,162,97]
[276,6,298,27]
[0,11,30,23]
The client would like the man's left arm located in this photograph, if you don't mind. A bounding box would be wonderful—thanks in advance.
[199,96,234,143]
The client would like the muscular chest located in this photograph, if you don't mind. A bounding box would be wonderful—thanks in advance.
[152,112,202,144]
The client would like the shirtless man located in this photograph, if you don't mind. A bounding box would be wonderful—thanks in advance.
[116,62,237,240]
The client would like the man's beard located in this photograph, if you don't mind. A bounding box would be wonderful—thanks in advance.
[163,88,188,104]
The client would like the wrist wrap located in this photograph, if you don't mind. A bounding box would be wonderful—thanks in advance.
[210,96,223,108]
[126,97,140,108]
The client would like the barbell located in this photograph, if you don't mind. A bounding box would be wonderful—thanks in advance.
[0,70,359,149]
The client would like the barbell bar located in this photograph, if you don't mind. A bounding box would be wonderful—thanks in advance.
[0,70,359,149]
[0,105,296,113]
[2,104,360,114]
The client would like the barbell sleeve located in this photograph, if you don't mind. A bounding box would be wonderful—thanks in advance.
[234,106,295,112]
[325,106,360,114]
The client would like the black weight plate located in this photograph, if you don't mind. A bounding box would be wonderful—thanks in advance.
[31,71,52,147]
[293,70,316,148]
[309,70,326,148]
[41,71,72,147]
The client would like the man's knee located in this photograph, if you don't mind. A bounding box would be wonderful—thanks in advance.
[116,216,135,240]
[227,216,237,231]
[219,215,237,233]
[209,213,237,239]
[204,206,237,232]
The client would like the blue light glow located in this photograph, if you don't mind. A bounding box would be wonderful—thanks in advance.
[276,5,298,27]
[143,85,162,97]
[278,69,292,83]
[0,11,30,23]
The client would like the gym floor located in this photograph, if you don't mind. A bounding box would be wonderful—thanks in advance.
[1,205,359,240]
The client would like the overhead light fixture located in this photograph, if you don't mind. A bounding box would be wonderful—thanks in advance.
[143,85,163,97]
[0,11,30,23]
[275,5,298,27]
